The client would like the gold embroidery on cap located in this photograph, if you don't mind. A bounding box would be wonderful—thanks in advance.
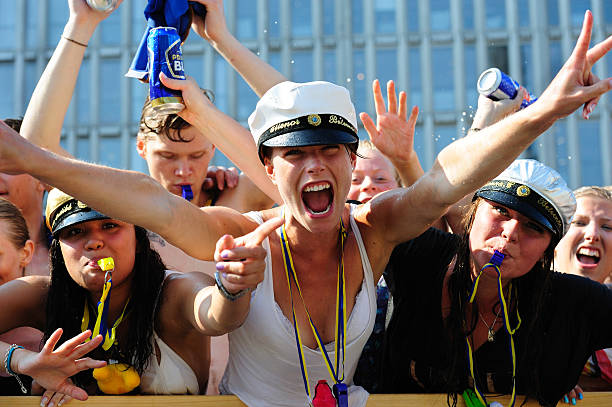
[307,114,322,126]
[516,185,530,197]
[268,119,300,134]
[77,201,88,209]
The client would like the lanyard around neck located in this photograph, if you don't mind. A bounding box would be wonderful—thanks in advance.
[279,216,347,402]
[465,251,521,407]
[81,269,130,351]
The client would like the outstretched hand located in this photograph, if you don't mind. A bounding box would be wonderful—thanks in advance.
[18,329,106,401]
[471,87,526,130]
[66,0,124,37]
[538,10,612,120]
[214,217,284,293]
[359,80,419,166]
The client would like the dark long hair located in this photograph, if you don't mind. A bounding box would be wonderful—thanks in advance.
[444,198,557,406]
[43,225,166,387]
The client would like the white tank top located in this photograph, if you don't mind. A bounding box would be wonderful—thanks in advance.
[220,206,375,407]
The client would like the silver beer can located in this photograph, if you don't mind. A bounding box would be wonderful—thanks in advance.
[85,0,118,12]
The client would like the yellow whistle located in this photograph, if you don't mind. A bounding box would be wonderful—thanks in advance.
[93,363,140,394]
[97,257,115,271]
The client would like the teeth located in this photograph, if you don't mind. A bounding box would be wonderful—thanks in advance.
[578,247,600,258]
[304,183,330,193]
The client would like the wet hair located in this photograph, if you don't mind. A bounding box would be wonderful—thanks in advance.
[357,140,403,186]
[138,90,214,142]
[573,185,612,202]
[444,198,556,406]
[3,118,22,133]
[0,198,29,249]
[43,225,166,389]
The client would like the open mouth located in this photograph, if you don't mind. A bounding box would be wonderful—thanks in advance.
[576,247,600,266]
[302,181,334,216]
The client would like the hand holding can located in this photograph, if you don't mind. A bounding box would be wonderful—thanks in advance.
[85,0,118,12]
[148,27,186,115]
[477,68,537,109]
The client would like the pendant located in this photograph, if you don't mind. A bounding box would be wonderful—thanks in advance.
[487,328,495,342]
[333,383,348,407]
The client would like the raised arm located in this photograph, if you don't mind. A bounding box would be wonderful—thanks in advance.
[360,79,423,187]
[0,119,253,260]
[20,0,121,155]
[161,74,281,204]
[190,0,286,97]
[364,10,612,246]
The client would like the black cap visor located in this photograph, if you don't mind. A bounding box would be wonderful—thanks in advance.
[476,190,555,235]
[52,210,110,236]
[259,128,358,161]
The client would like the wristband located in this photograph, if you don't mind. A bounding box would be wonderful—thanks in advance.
[62,35,88,48]
[214,271,250,301]
[4,344,27,394]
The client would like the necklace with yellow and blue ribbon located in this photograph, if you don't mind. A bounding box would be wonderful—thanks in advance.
[80,257,130,351]
[464,250,521,407]
[279,213,348,407]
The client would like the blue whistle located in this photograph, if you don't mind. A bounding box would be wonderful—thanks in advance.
[490,250,505,267]
[181,185,193,201]
[333,383,348,407]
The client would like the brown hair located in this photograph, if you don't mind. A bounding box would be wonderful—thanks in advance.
[0,198,30,249]
[138,90,214,143]
[3,118,22,133]
[574,185,612,202]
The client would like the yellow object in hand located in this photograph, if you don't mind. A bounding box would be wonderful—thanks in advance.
[93,363,140,394]
[97,257,115,271]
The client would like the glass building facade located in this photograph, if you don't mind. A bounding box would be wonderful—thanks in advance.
[1,0,611,187]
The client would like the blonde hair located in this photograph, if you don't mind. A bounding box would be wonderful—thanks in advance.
[357,140,403,186]
[574,186,612,202]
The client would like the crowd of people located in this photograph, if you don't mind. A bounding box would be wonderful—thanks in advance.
[1,1,612,406]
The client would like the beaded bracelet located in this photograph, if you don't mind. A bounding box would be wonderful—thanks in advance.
[4,344,27,394]
[214,271,249,301]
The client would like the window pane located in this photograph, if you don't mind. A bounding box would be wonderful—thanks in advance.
[376,49,397,90]
[184,54,204,85]
[132,0,148,45]
[375,0,396,34]
[237,0,257,40]
[434,125,456,154]
[465,45,478,110]
[518,0,530,28]
[48,2,69,48]
[463,0,474,30]
[131,79,148,125]
[291,0,311,37]
[324,50,336,83]
[433,47,454,111]
[26,0,39,49]
[485,0,506,29]
[408,1,419,31]
[0,63,14,118]
[579,120,603,186]
[99,136,122,168]
[77,59,91,124]
[100,8,121,46]
[23,61,38,114]
[76,138,91,162]
[552,121,570,183]
[409,47,421,107]
[549,41,562,82]
[488,45,509,73]
[267,0,281,38]
[99,59,121,125]
[413,124,424,160]
[570,1,590,27]
[291,51,312,83]
[214,55,229,114]
[547,0,559,26]
[352,49,366,117]
[520,44,533,90]
[352,0,364,34]
[323,1,335,35]
[0,2,16,50]
[431,0,450,32]
[237,79,258,122]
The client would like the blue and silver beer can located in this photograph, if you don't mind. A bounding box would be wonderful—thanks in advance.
[148,27,185,115]
[477,68,537,109]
